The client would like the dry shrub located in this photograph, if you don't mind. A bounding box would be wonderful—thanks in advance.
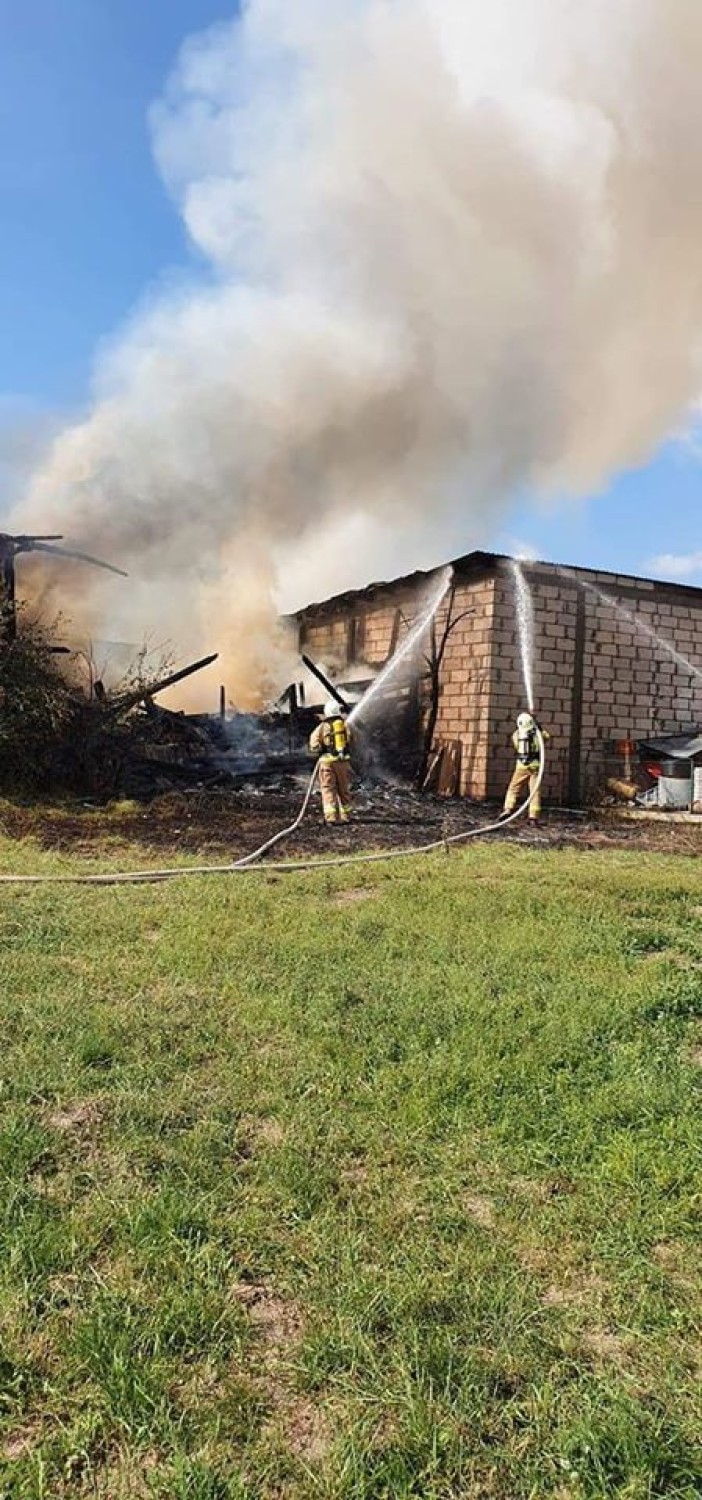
[0,615,181,798]
[0,617,82,792]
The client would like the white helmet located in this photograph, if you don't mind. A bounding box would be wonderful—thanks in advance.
[517,712,535,732]
[324,699,343,718]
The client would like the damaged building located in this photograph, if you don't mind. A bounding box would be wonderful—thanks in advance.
[295,552,702,806]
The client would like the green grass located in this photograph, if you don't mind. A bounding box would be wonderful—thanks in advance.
[0,835,700,1498]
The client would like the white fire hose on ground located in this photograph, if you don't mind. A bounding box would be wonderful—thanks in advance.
[0,732,545,887]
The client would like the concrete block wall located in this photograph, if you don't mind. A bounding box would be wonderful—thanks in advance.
[300,612,350,676]
[488,567,575,804]
[360,601,403,669]
[574,576,702,799]
[298,556,702,806]
[434,575,497,798]
[298,581,442,779]
[490,561,702,805]
[300,595,402,682]
[299,574,497,796]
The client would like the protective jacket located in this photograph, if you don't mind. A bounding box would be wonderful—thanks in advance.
[309,716,353,824]
[504,724,550,822]
[309,717,352,761]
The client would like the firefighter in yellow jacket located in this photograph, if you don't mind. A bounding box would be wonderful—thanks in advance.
[501,712,549,823]
[309,700,353,824]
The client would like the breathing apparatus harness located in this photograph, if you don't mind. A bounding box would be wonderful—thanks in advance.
[516,726,541,767]
[318,715,351,760]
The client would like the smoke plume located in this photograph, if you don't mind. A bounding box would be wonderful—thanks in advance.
[12,0,702,704]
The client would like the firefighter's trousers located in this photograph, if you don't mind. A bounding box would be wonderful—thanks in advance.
[318,756,352,824]
[503,762,541,820]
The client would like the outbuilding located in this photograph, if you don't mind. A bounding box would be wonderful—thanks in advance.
[296,552,702,805]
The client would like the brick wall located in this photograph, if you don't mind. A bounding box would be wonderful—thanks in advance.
[299,585,424,679]
[298,581,439,781]
[574,573,702,800]
[433,575,497,798]
[490,562,702,805]
[298,573,498,794]
[299,612,353,674]
[487,567,574,804]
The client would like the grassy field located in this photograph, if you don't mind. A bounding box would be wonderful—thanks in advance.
[0,834,700,1498]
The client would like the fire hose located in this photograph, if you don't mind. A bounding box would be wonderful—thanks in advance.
[0,732,545,886]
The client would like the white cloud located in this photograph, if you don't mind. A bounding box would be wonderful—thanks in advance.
[649,550,702,580]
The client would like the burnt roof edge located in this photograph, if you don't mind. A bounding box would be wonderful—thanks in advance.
[289,549,702,620]
[292,550,502,620]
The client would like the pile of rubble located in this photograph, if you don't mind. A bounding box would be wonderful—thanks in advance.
[0,636,321,802]
[115,704,316,800]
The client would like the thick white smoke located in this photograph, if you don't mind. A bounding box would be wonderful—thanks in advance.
[13,0,702,703]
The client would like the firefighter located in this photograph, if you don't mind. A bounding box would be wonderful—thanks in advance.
[500,712,549,824]
[309,700,353,825]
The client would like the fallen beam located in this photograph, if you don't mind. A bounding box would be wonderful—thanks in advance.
[108,653,219,719]
[301,655,350,712]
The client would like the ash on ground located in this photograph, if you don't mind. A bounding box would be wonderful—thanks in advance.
[1,778,700,861]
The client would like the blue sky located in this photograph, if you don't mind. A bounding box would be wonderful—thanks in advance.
[497,443,702,582]
[0,0,227,404]
[0,0,700,586]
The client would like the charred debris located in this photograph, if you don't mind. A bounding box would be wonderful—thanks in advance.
[0,618,434,804]
[0,629,328,802]
[0,532,319,800]
[0,532,453,803]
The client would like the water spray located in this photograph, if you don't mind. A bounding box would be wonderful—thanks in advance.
[581,580,702,688]
[510,560,536,714]
[349,567,454,725]
[227,566,453,868]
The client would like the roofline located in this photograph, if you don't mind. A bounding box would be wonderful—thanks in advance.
[293,550,501,619]
[517,556,702,605]
[292,549,702,619]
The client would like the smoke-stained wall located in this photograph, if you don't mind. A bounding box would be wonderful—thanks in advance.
[299,565,500,797]
[300,583,424,682]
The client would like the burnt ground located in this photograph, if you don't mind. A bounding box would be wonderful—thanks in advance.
[0,779,700,862]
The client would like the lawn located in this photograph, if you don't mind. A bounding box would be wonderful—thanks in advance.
[0,835,700,1498]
